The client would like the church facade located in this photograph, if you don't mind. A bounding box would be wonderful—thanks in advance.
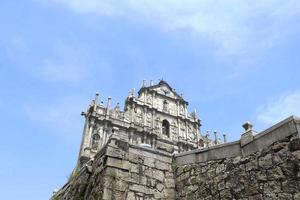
[77,80,205,169]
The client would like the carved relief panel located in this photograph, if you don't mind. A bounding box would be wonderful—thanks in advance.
[146,112,152,127]
[154,116,161,135]
[179,104,185,116]
[187,123,196,141]
[134,107,143,126]
[146,94,152,105]
[179,120,186,139]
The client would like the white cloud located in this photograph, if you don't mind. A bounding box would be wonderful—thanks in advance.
[38,0,300,55]
[257,90,300,125]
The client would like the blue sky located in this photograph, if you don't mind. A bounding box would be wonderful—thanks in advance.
[1,0,300,199]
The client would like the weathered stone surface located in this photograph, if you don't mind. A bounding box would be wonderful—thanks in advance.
[174,134,300,200]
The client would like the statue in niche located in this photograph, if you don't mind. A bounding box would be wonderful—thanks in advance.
[179,105,184,115]
[154,117,160,134]
[163,100,168,112]
[188,124,197,141]
[180,121,185,131]
[91,134,100,150]
[189,131,196,140]
[135,108,143,125]
[146,112,152,127]
[146,95,152,104]
[97,126,104,136]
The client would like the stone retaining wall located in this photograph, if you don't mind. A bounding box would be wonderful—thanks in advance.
[52,137,175,200]
[174,116,300,200]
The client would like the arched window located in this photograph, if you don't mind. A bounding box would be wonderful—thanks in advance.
[91,134,100,150]
[162,119,170,137]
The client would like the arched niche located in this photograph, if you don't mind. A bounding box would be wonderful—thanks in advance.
[91,134,100,150]
[162,119,170,137]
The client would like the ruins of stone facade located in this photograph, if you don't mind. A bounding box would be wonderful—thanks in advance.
[51,81,300,200]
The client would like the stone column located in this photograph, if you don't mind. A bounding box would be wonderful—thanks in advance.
[152,92,156,108]
[106,97,111,118]
[152,110,155,129]
[131,104,135,124]
[129,131,132,143]
[94,92,99,111]
[78,112,89,158]
[206,132,210,147]
[103,123,108,145]
[144,90,147,104]
[178,119,181,138]
[185,121,188,141]
[176,101,180,117]
[143,133,146,144]
[184,104,188,119]
[196,124,200,148]
[143,107,147,126]
[153,135,156,149]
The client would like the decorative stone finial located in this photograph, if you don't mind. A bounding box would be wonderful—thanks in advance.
[94,92,100,111]
[150,80,154,86]
[81,111,86,116]
[142,80,146,87]
[241,121,254,147]
[100,101,104,107]
[242,121,253,132]
[214,131,218,144]
[223,133,227,143]
[206,131,210,138]
[115,102,120,110]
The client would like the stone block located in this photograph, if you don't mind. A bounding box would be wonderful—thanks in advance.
[129,184,152,195]
[106,146,125,159]
[165,178,175,188]
[290,138,300,151]
[156,183,164,192]
[241,131,254,147]
[106,157,130,170]
[143,157,155,168]
[152,169,165,183]
[245,159,258,171]
[164,188,175,199]
[155,160,171,171]
[258,154,272,169]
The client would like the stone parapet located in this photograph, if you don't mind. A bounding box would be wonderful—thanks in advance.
[174,126,300,199]
[175,116,300,165]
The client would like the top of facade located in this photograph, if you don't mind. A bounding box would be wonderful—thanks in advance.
[138,80,188,104]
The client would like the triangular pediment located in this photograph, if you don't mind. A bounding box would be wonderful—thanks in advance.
[153,84,175,97]
[138,80,188,104]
